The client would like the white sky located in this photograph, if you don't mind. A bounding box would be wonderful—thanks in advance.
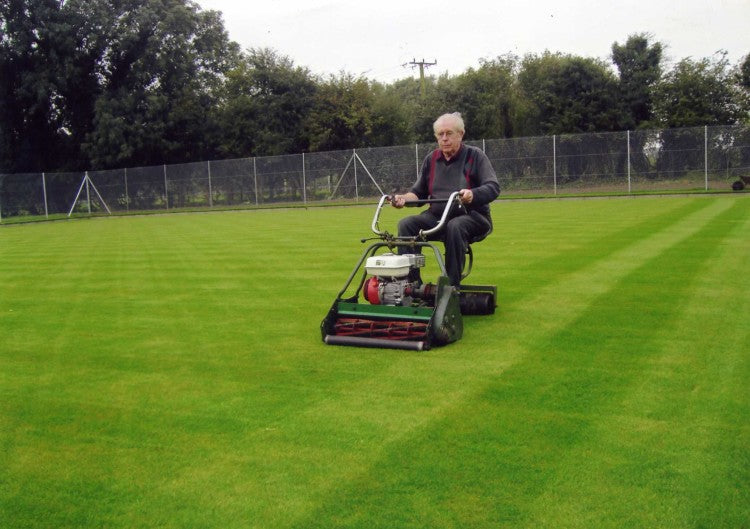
[196,0,749,82]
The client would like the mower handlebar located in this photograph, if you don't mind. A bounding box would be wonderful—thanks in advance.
[371,191,462,239]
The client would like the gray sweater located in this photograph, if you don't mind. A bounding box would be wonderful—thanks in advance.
[409,144,500,218]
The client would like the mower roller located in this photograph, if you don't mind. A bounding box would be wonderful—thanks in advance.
[321,191,497,351]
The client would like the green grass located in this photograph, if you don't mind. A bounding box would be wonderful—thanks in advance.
[1,196,748,528]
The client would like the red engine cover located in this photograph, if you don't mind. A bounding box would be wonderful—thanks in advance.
[363,277,381,304]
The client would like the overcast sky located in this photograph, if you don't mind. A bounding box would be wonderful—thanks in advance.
[195,0,749,82]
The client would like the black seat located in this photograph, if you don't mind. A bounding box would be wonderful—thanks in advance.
[429,211,492,280]
[462,223,491,279]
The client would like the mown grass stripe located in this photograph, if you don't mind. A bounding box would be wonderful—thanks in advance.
[285,197,745,529]
[512,195,750,528]
[1,196,747,528]
[489,196,716,306]
[0,208,413,528]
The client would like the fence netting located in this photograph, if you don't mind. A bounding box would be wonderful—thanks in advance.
[1,125,749,221]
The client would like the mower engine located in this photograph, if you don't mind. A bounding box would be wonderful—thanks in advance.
[362,253,435,306]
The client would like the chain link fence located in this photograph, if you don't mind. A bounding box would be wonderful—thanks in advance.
[1,124,749,221]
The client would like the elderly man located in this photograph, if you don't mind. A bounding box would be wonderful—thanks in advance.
[391,112,500,286]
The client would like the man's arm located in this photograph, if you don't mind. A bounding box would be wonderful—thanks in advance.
[392,154,432,208]
[469,151,500,206]
[391,192,419,208]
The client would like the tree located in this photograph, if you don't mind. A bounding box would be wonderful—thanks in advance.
[0,0,240,172]
[368,81,415,147]
[80,0,240,168]
[517,52,626,135]
[307,73,375,152]
[653,52,745,127]
[651,52,749,178]
[737,54,750,124]
[216,47,317,158]
[612,33,663,129]
[443,55,517,139]
[371,76,442,144]
[390,76,441,143]
[740,54,750,91]
[0,0,70,172]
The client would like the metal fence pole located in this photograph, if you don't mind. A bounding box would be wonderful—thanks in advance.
[207,160,213,208]
[163,164,169,209]
[553,135,557,195]
[302,152,307,205]
[627,130,631,193]
[704,125,709,190]
[353,148,359,203]
[42,172,49,218]
[85,171,92,214]
[124,167,129,212]
[415,143,420,178]
[253,157,258,206]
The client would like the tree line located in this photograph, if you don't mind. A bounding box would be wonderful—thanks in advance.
[2,0,749,174]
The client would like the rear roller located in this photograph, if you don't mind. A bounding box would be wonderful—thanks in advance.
[459,284,497,315]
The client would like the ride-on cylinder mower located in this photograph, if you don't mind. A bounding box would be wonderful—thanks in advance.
[321,191,497,351]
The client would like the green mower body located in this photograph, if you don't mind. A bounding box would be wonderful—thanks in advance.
[321,192,497,351]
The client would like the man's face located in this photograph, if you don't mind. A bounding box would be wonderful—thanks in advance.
[434,119,464,158]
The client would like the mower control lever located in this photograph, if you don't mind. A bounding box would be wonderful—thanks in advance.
[371,191,462,239]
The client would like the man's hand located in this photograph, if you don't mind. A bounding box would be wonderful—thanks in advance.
[458,189,473,205]
[390,192,417,208]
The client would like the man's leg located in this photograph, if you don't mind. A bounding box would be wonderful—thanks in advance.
[397,211,439,283]
[443,213,491,286]
[397,210,439,238]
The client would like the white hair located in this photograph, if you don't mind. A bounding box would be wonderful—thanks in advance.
[433,112,465,134]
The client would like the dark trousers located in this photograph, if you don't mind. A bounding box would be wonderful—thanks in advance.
[397,210,491,286]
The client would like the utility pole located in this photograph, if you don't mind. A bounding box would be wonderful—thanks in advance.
[407,58,437,98]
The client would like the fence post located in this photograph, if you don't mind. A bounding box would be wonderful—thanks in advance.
[415,143,420,178]
[553,135,557,195]
[353,148,359,203]
[163,165,169,209]
[704,125,709,190]
[302,152,307,205]
[253,157,258,206]
[85,171,92,213]
[124,168,129,212]
[42,172,49,218]
[207,160,213,208]
[627,130,632,193]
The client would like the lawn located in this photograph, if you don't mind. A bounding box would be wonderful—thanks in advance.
[1,195,748,528]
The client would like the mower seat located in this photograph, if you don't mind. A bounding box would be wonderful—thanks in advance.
[458,223,496,315]
[461,219,492,280]
[428,214,491,280]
